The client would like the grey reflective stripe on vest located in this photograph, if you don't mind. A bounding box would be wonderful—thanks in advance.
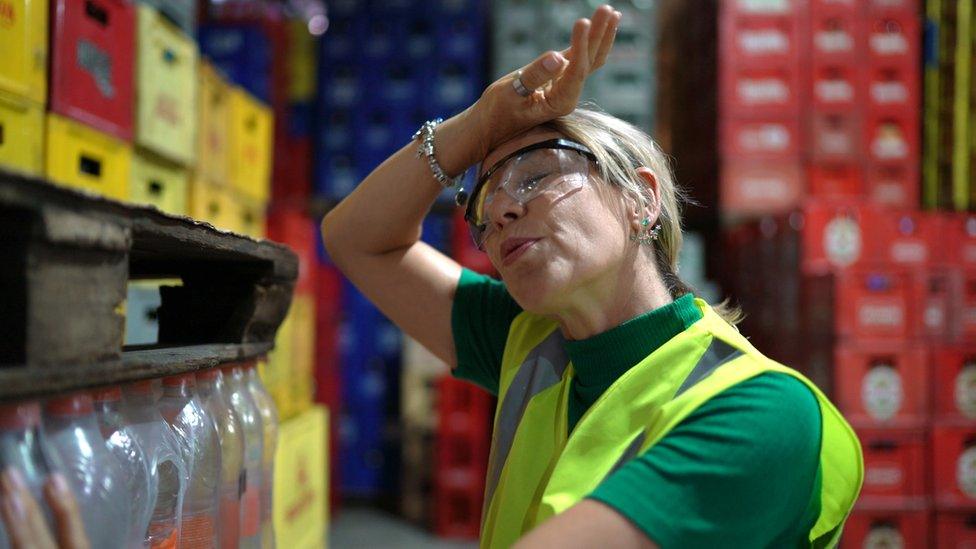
[483,329,569,521]
[599,337,744,483]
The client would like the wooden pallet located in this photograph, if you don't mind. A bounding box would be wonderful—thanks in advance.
[0,168,298,399]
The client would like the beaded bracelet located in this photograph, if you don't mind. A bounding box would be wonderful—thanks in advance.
[413,118,463,189]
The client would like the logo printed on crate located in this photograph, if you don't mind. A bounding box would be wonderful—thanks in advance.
[863,364,903,421]
[871,80,909,106]
[738,29,790,55]
[154,95,181,126]
[957,446,976,498]
[737,78,789,104]
[866,464,903,486]
[737,124,791,153]
[870,23,909,56]
[814,27,854,54]
[0,1,14,27]
[736,0,790,14]
[858,302,904,328]
[864,525,905,548]
[955,362,976,420]
[824,216,862,267]
[815,77,855,104]
[871,123,909,160]
[77,40,115,98]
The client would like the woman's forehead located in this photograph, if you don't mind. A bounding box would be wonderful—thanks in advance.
[480,129,567,174]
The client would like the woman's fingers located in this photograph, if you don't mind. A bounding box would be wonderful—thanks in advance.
[43,474,89,549]
[1,468,58,549]
[592,10,621,70]
[586,6,615,65]
[515,50,569,96]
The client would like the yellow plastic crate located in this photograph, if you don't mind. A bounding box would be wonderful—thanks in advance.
[0,91,43,176]
[0,0,48,104]
[290,295,316,414]
[228,87,272,202]
[273,406,328,549]
[188,177,237,231]
[234,193,267,239]
[136,5,198,165]
[197,62,231,186]
[130,149,189,215]
[45,114,131,200]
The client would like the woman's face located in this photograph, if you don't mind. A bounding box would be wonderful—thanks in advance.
[479,128,635,314]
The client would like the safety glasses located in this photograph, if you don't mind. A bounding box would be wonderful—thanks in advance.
[464,138,598,250]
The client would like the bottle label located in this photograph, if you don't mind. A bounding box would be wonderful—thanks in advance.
[179,511,216,549]
[242,485,260,537]
[149,523,179,549]
[220,494,241,549]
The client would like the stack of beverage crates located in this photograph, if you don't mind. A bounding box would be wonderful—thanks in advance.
[719,0,919,215]
[719,0,976,544]
[491,0,658,132]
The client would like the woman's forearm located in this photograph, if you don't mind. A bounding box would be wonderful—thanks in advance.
[321,105,488,259]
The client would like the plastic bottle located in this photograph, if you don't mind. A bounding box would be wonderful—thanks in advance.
[196,368,245,549]
[222,364,264,549]
[123,379,186,548]
[92,386,153,549]
[43,392,130,549]
[157,374,221,549]
[245,362,279,549]
[0,401,61,549]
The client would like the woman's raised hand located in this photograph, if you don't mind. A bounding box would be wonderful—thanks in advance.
[474,4,621,152]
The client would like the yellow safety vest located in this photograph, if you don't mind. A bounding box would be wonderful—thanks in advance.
[480,299,863,548]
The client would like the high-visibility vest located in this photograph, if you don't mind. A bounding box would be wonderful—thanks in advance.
[479,299,863,548]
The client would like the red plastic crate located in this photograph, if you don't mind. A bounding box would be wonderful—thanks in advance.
[271,134,312,202]
[451,211,495,276]
[864,112,920,164]
[866,0,922,16]
[961,272,976,342]
[944,214,976,268]
[724,0,803,17]
[266,207,317,296]
[842,507,930,549]
[49,0,136,141]
[931,424,976,509]
[935,510,976,548]
[720,12,802,67]
[433,477,483,539]
[913,269,962,343]
[810,9,861,63]
[864,63,920,114]
[811,63,860,111]
[721,65,803,119]
[932,347,976,423]
[800,200,873,273]
[721,117,801,159]
[869,209,937,268]
[314,265,342,516]
[835,344,928,428]
[865,162,919,208]
[808,164,864,198]
[810,112,862,163]
[437,376,491,437]
[721,160,804,216]
[836,268,911,340]
[865,12,920,66]
[857,426,928,507]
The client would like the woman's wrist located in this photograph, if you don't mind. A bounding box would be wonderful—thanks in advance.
[432,104,490,177]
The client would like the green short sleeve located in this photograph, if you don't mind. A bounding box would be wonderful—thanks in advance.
[588,373,823,548]
[450,268,523,395]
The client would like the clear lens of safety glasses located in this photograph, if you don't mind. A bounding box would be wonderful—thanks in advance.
[465,139,596,250]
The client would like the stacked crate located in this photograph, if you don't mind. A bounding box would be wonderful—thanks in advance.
[0,0,47,177]
[722,206,976,546]
[719,0,921,216]
[492,0,658,132]
[315,0,487,205]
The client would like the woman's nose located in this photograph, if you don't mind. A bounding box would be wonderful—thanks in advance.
[487,188,525,230]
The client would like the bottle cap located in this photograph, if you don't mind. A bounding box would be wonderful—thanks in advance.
[44,393,94,417]
[0,401,41,430]
[162,373,195,388]
[91,386,122,403]
[126,379,154,396]
[196,368,219,382]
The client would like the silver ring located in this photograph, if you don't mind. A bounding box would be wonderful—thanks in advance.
[512,70,532,97]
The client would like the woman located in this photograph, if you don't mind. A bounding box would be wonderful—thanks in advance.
[321,5,863,548]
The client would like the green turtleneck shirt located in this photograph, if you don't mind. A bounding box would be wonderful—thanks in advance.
[451,268,823,548]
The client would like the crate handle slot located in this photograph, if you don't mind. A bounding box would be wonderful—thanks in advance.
[84,0,110,27]
[163,48,177,65]
[0,122,4,146]
[79,155,103,178]
[868,439,897,452]
[149,180,164,196]
[208,201,220,216]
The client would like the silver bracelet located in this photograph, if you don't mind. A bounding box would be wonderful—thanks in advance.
[413,118,463,189]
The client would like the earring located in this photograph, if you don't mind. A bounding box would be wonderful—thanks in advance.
[630,217,661,245]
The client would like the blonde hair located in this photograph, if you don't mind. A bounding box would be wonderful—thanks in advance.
[541,104,743,325]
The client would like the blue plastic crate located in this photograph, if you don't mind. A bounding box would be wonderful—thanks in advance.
[318,61,362,109]
[367,59,423,108]
[421,212,452,254]
[320,16,363,63]
[436,14,486,60]
[434,0,487,17]
[314,149,361,200]
[287,101,314,138]
[424,58,484,114]
[199,24,273,103]
[316,107,355,153]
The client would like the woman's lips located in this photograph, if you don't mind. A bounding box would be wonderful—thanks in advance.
[501,238,540,266]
